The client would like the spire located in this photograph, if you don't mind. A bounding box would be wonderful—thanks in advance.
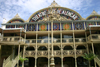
[48,0,61,7]
[90,10,98,15]
[14,13,20,18]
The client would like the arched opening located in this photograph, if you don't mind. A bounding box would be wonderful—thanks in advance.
[54,57,61,67]
[76,45,86,50]
[24,57,35,67]
[63,46,73,50]
[77,57,88,67]
[37,57,48,67]
[63,57,75,67]
[54,46,60,50]
[38,46,47,50]
[26,46,35,51]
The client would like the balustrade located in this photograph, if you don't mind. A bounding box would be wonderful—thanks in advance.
[62,38,73,43]
[63,50,74,55]
[25,39,36,43]
[25,51,35,57]
[3,36,24,42]
[87,34,100,41]
[75,38,86,42]
[76,50,87,55]
[37,51,48,56]
[53,50,61,56]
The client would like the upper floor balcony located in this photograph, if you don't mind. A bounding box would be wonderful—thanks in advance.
[1,36,25,45]
[87,34,100,43]
[24,50,87,58]
[1,37,86,45]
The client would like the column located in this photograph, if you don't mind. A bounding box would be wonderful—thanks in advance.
[35,34,38,67]
[48,33,50,67]
[50,19,55,67]
[61,48,63,67]
[73,32,77,67]
[22,46,25,67]
[85,32,89,53]
[60,31,63,67]
[0,45,1,67]
[17,44,20,67]
[91,42,96,67]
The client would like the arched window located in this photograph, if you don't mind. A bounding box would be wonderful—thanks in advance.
[76,46,86,50]
[26,46,35,50]
[63,46,73,50]
[38,46,47,50]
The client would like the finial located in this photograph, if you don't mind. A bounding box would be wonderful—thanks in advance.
[48,0,60,7]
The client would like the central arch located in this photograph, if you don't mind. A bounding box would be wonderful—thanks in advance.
[28,7,82,22]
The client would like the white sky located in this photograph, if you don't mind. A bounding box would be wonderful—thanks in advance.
[0,0,100,26]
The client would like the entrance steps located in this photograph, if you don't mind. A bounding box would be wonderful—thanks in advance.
[2,52,22,67]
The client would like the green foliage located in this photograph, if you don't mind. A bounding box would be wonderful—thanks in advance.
[19,55,28,63]
[82,53,96,61]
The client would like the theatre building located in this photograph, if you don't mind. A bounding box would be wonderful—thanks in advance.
[1,1,100,67]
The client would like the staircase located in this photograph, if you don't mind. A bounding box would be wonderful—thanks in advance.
[94,56,100,66]
[3,52,22,67]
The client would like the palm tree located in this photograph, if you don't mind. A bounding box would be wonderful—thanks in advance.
[19,55,28,67]
[82,53,96,67]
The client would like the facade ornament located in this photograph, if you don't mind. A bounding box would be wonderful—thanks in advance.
[14,13,21,18]
[90,10,98,15]
[48,0,61,7]
[2,18,6,29]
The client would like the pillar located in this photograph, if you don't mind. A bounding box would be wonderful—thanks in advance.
[48,33,50,67]
[50,19,55,67]
[60,29,63,67]
[73,32,77,67]
[22,46,25,67]
[0,45,1,67]
[91,42,96,67]
[17,44,20,67]
[35,34,38,67]
[85,32,89,53]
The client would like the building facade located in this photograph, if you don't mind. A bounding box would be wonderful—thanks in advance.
[0,1,100,67]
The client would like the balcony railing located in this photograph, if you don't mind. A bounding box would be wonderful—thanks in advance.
[87,34,100,41]
[24,50,86,57]
[76,50,87,55]
[3,36,24,42]
[75,38,86,42]
[37,51,48,56]
[53,50,61,56]
[62,38,73,43]
[25,51,35,57]
[25,38,86,44]
[63,50,74,55]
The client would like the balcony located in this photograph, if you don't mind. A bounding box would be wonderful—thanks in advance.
[87,34,100,42]
[24,50,86,57]
[25,51,35,57]
[76,50,87,57]
[2,36,24,45]
[1,37,86,45]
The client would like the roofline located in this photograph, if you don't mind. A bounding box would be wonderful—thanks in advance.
[2,20,100,25]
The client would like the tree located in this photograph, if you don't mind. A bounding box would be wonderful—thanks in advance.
[19,55,28,67]
[82,53,96,67]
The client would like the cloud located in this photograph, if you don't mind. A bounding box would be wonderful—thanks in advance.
[0,0,97,27]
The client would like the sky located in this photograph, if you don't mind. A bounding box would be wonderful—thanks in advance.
[0,0,100,27]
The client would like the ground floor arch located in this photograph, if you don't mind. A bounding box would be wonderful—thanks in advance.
[63,57,75,67]
[54,57,61,67]
[37,57,48,67]
[24,57,35,67]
